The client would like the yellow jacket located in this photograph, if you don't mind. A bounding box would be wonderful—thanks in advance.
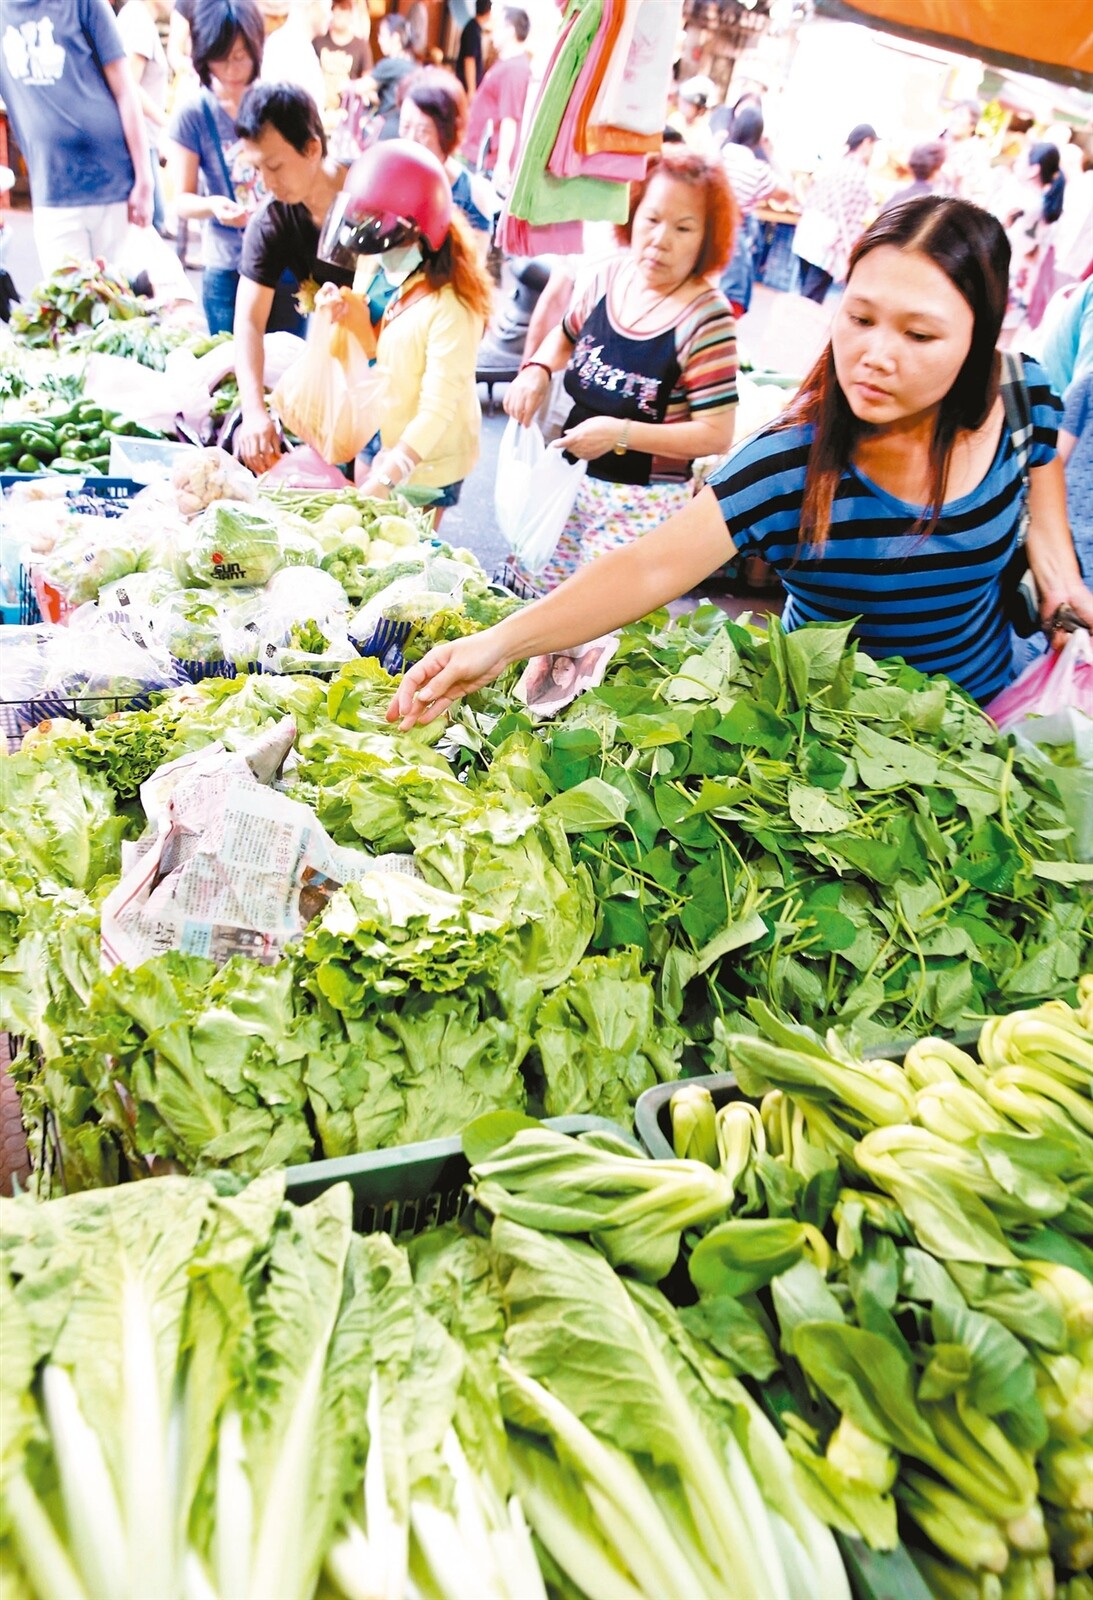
[375,277,484,490]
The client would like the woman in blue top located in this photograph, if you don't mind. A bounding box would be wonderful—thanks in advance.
[389,196,1093,725]
[169,0,300,335]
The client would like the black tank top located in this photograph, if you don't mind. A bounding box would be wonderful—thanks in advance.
[562,292,682,486]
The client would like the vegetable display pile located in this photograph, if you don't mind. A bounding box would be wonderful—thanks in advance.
[462,989,1093,1600]
[2,987,1089,1600]
[9,260,149,349]
[458,609,1091,1042]
[0,1162,850,1600]
[1,608,1089,1191]
[650,988,1093,1600]
[0,400,162,477]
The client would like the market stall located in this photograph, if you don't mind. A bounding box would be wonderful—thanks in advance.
[0,111,1091,1600]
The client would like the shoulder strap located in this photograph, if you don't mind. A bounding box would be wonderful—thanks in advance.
[200,92,236,199]
[999,349,1033,481]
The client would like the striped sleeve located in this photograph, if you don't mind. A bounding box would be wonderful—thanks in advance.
[1020,353,1063,466]
[561,259,620,342]
[673,289,737,413]
[709,423,809,551]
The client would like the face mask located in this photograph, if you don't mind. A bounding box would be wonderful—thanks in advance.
[380,243,423,286]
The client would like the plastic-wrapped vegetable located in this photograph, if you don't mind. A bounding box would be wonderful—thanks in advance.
[36,525,142,605]
[149,588,234,665]
[171,445,257,518]
[186,502,285,588]
[222,566,352,674]
[98,569,183,616]
[38,619,186,716]
[277,519,324,568]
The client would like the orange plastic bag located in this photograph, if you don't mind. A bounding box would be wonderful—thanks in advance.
[271,304,383,465]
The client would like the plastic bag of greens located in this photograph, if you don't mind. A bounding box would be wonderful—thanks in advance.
[39,620,186,718]
[36,522,143,605]
[0,625,55,741]
[99,569,183,614]
[186,501,285,588]
[223,565,353,674]
[148,587,236,670]
[278,519,324,568]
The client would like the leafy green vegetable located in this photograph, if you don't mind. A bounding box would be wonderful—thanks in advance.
[530,949,681,1122]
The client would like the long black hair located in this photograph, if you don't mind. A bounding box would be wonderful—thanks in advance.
[1029,142,1066,224]
[783,195,1010,548]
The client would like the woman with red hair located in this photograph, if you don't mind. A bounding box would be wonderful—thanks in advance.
[499,146,739,595]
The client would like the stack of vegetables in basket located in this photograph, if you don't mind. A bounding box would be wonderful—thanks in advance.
[647,988,1093,1600]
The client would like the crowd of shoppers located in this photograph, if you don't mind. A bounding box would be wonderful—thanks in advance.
[0,0,1088,707]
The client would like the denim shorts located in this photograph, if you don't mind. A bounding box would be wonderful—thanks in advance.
[432,479,463,508]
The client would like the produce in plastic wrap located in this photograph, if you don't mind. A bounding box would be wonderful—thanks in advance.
[170,444,257,518]
[277,518,324,568]
[36,523,143,605]
[98,569,183,617]
[149,587,234,665]
[223,565,354,673]
[186,501,285,587]
[39,623,186,717]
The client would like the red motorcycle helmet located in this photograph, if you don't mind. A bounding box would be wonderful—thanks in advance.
[318,140,453,269]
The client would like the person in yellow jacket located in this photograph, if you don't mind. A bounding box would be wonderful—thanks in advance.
[315,139,494,518]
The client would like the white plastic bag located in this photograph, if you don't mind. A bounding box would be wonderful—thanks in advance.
[494,419,587,574]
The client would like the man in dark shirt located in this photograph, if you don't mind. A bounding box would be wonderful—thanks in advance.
[456,0,491,97]
[312,0,372,112]
[234,81,354,472]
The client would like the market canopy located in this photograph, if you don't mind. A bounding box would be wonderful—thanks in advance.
[816,0,1093,90]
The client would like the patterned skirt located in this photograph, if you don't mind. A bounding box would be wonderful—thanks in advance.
[495,475,694,599]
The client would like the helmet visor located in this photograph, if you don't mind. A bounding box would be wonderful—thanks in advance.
[318,192,420,266]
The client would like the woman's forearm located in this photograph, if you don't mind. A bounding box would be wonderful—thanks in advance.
[1026,456,1082,588]
[489,487,735,664]
[527,323,577,374]
[174,192,216,220]
[624,411,736,461]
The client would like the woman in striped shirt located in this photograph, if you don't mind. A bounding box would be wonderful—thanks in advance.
[498,146,740,597]
[390,196,1093,724]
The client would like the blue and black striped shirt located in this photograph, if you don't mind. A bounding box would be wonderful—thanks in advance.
[709,355,1062,702]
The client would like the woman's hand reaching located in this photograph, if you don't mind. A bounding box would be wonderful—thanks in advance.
[386,631,513,728]
[503,365,551,427]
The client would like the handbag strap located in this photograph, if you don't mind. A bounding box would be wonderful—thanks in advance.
[999,349,1033,479]
[999,349,1033,546]
[200,92,237,199]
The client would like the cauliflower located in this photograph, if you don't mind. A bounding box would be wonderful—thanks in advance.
[171,446,258,519]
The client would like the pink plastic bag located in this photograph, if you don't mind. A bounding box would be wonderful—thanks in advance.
[260,446,348,489]
[985,630,1093,732]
